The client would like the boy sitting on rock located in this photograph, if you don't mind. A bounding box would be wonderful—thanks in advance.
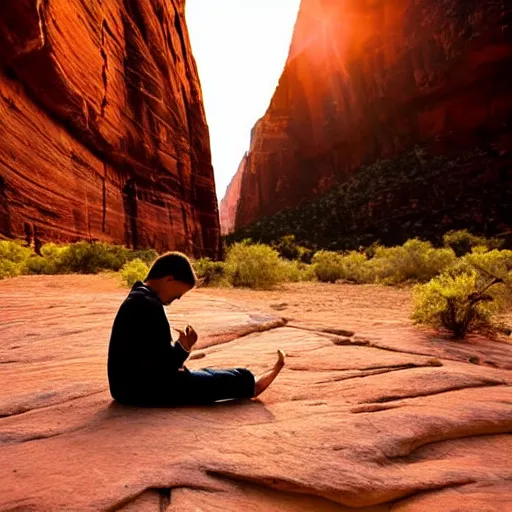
[107,251,285,406]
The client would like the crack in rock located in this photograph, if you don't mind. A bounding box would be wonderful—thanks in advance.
[367,382,506,404]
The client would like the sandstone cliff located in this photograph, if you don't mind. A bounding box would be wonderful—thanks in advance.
[221,0,512,240]
[0,0,220,258]
[219,152,247,235]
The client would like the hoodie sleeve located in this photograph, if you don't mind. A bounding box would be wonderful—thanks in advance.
[127,297,190,374]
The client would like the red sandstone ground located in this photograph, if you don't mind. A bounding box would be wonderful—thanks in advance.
[1,274,511,511]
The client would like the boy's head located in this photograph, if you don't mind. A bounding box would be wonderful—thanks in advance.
[143,251,197,305]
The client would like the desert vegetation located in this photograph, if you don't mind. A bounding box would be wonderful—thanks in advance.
[1,229,511,339]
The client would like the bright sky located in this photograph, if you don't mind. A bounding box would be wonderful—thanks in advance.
[185,0,301,201]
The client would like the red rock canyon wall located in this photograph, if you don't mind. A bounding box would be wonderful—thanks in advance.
[0,0,220,258]
[222,0,512,235]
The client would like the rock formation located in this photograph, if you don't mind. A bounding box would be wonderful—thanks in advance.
[1,274,512,510]
[221,0,512,238]
[219,153,247,235]
[0,0,220,258]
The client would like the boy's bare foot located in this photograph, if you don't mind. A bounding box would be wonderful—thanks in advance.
[253,349,286,398]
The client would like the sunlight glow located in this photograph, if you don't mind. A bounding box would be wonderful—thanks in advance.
[185,0,301,200]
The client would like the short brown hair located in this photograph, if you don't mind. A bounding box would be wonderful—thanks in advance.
[144,251,197,286]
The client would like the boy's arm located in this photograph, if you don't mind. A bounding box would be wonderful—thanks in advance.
[168,338,190,369]
[131,298,190,373]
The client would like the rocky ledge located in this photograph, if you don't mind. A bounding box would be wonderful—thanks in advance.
[1,275,511,511]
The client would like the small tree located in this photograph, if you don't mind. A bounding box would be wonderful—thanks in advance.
[412,270,508,339]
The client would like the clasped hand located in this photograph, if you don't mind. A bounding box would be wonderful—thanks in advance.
[176,324,198,352]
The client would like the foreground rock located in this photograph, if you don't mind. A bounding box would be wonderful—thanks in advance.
[0,0,220,257]
[1,275,511,511]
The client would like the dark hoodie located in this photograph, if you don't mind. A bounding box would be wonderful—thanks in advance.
[107,280,189,404]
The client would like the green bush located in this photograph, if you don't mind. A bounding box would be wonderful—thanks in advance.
[0,240,33,279]
[193,258,226,286]
[338,251,375,283]
[311,242,456,286]
[279,259,317,282]
[443,229,503,257]
[127,249,159,266]
[0,258,24,279]
[457,248,512,308]
[273,235,314,263]
[25,243,70,275]
[57,241,129,274]
[369,239,456,285]
[119,258,149,287]
[462,248,512,277]
[312,251,344,283]
[25,255,58,275]
[312,250,377,284]
[225,242,285,289]
[412,270,505,338]
[0,239,32,263]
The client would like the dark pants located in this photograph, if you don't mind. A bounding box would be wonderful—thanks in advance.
[114,367,255,407]
[171,367,256,405]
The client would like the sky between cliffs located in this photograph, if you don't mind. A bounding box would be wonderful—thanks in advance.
[186,0,301,201]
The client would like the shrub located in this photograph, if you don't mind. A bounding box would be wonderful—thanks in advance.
[119,258,149,287]
[443,229,503,257]
[225,242,284,289]
[369,239,456,285]
[0,258,24,279]
[25,243,70,275]
[312,250,344,283]
[193,258,226,286]
[462,248,512,276]
[364,242,381,259]
[338,251,375,283]
[0,240,33,279]
[279,260,317,282]
[412,270,506,338]
[25,255,58,275]
[0,239,32,263]
[127,249,159,266]
[0,239,159,279]
[297,262,317,282]
[312,250,376,284]
[273,235,314,263]
[58,241,129,274]
[457,248,512,308]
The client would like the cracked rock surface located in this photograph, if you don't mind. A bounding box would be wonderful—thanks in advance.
[1,276,511,511]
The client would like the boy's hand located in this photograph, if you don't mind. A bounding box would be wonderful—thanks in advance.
[176,324,198,352]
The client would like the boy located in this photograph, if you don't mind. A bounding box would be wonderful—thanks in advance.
[107,251,285,406]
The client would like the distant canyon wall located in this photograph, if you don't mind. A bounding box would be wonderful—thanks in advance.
[221,0,512,237]
[0,0,220,258]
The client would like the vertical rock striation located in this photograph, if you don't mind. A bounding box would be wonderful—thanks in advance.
[0,0,220,258]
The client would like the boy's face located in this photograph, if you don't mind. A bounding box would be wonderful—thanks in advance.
[161,276,193,305]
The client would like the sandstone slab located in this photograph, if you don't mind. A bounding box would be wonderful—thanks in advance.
[1,275,511,511]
